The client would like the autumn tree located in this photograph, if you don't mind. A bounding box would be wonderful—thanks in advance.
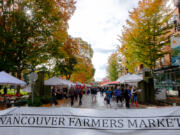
[119,0,172,75]
[52,36,78,79]
[0,0,94,84]
[69,38,95,83]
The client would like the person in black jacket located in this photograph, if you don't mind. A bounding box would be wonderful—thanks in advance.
[3,87,7,95]
[69,86,75,106]
[124,86,131,108]
[91,87,97,102]
[52,87,57,105]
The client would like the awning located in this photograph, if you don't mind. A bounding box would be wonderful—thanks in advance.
[0,71,26,86]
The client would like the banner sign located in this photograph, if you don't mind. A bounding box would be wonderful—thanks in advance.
[0,107,180,135]
[171,37,180,66]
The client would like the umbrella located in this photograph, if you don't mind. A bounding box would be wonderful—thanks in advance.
[0,71,26,86]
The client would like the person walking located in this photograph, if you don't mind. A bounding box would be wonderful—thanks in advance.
[106,87,112,106]
[52,86,57,105]
[100,87,104,96]
[124,86,131,108]
[79,86,84,105]
[131,86,138,107]
[74,87,79,101]
[115,86,122,104]
[91,87,97,102]
[69,86,75,106]
[3,87,7,95]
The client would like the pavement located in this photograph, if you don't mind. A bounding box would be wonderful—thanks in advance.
[1,92,178,111]
[56,92,145,109]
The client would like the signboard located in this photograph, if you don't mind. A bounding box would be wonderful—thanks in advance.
[0,107,180,135]
[171,37,180,66]
[155,88,167,100]
[29,72,38,82]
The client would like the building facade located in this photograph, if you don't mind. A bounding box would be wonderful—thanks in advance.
[153,0,180,95]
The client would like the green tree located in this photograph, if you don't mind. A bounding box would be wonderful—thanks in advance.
[107,53,119,81]
[0,0,76,77]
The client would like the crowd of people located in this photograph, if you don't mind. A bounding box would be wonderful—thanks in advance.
[102,85,138,108]
[51,85,139,109]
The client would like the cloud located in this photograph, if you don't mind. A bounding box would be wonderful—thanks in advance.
[99,64,107,70]
[94,48,114,54]
[68,0,138,81]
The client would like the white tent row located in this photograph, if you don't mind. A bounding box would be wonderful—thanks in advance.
[116,73,131,83]
[116,73,143,84]
[44,77,65,86]
[44,77,76,87]
[62,79,76,87]
[0,71,26,86]
[23,77,76,92]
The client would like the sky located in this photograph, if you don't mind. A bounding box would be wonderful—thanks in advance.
[68,0,138,81]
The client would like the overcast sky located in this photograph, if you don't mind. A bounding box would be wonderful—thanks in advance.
[68,0,138,81]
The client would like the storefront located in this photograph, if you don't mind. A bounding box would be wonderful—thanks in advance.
[154,66,180,96]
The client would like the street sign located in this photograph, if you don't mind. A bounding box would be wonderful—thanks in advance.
[29,72,38,82]
[171,37,180,66]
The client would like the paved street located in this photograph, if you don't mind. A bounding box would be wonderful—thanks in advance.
[56,92,143,109]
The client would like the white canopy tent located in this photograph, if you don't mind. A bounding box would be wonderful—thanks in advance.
[116,73,143,84]
[62,79,75,87]
[116,73,131,83]
[124,74,143,83]
[22,84,31,92]
[0,71,26,86]
[44,77,66,86]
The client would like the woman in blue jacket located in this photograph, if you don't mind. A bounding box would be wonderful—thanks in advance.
[115,86,122,104]
[106,87,112,105]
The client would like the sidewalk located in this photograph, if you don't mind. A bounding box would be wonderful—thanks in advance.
[56,92,146,109]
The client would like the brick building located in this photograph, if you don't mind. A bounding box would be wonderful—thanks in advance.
[153,0,180,95]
